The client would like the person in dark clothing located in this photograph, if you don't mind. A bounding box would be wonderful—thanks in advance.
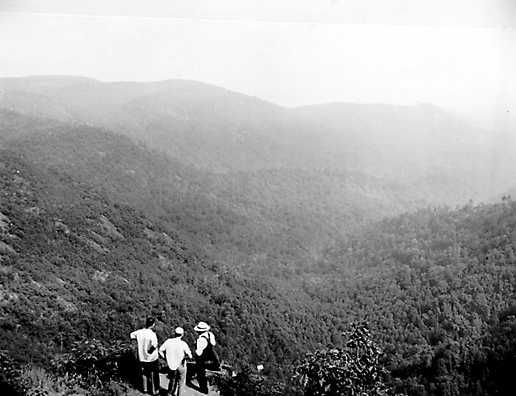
[186,321,218,394]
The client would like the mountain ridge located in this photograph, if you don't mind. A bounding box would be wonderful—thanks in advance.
[1,75,505,196]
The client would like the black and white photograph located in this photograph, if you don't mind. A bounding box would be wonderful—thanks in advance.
[0,1,515,395]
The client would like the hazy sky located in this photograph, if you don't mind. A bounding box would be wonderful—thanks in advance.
[1,0,515,127]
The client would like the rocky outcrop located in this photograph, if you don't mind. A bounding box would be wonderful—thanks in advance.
[93,270,111,282]
[0,241,16,256]
[0,211,10,233]
[99,215,124,241]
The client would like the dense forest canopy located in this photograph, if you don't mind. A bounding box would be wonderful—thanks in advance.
[0,78,515,395]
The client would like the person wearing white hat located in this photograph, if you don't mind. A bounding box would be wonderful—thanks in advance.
[186,321,218,394]
[159,327,192,396]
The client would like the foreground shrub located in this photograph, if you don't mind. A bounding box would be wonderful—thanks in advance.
[0,350,26,395]
[52,339,136,390]
[215,366,296,396]
[295,323,395,396]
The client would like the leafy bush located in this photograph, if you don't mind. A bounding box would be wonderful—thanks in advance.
[52,339,136,389]
[295,323,395,396]
[215,366,295,396]
[0,350,26,395]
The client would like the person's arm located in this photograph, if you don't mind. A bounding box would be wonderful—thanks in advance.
[185,343,193,359]
[158,341,166,359]
[129,331,139,359]
[148,333,158,354]
[196,336,208,356]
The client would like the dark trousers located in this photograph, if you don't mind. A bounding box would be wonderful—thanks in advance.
[186,361,208,394]
[140,360,160,394]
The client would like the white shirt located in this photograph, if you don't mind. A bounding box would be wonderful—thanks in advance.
[195,331,216,357]
[130,328,158,362]
[159,337,192,370]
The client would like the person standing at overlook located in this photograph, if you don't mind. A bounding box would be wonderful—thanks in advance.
[159,327,192,396]
[130,317,160,395]
[186,321,219,394]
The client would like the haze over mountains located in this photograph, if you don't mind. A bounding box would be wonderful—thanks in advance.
[1,75,513,204]
[2,75,516,277]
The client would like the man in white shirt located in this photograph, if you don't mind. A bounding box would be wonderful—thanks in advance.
[159,327,192,396]
[186,321,218,394]
[130,317,160,395]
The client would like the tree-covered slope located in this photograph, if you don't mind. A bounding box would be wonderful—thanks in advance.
[1,110,376,379]
[307,202,516,395]
[1,145,513,395]
[0,109,435,276]
[0,106,514,395]
[0,147,335,379]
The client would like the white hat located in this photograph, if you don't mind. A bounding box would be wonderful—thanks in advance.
[194,321,210,332]
[175,327,184,336]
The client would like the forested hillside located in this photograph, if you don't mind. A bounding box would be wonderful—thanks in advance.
[0,109,435,276]
[0,147,330,381]
[1,111,403,381]
[1,141,513,394]
[306,203,516,395]
[0,79,514,395]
